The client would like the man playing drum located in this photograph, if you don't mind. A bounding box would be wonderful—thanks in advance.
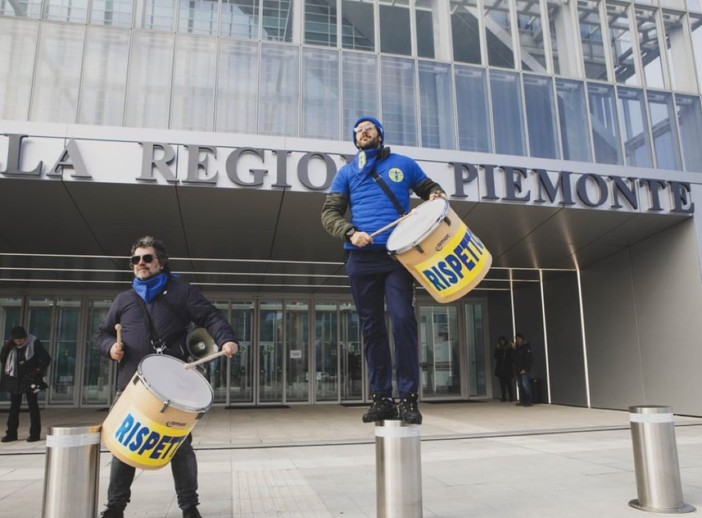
[321,116,445,425]
[96,235,239,518]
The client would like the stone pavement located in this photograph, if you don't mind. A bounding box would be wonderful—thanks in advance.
[1,401,701,517]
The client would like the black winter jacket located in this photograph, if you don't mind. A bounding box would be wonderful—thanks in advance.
[0,336,51,394]
[96,276,237,391]
[513,340,533,375]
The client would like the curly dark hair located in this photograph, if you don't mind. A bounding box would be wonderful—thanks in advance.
[130,235,170,272]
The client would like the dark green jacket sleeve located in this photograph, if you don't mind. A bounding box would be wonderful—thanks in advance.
[321,193,355,240]
[413,178,445,200]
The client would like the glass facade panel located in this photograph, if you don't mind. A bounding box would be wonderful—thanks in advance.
[178,0,219,35]
[259,300,283,402]
[617,86,653,168]
[418,61,455,150]
[523,74,560,159]
[83,299,113,406]
[0,0,42,18]
[262,0,293,42]
[315,302,338,402]
[662,10,696,93]
[342,0,374,51]
[221,0,259,39]
[578,0,608,81]
[415,4,434,59]
[691,15,702,92]
[342,52,378,133]
[78,27,129,126]
[140,0,176,31]
[635,7,665,89]
[484,0,515,69]
[379,1,411,56]
[420,306,460,397]
[381,56,418,146]
[124,31,174,129]
[516,0,547,73]
[607,1,639,85]
[451,0,481,65]
[675,93,702,172]
[588,82,623,164]
[285,301,309,402]
[259,43,299,136]
[171,35,217,131]
[90,0,134,27]
[556,79,592,162]
[339,302,362,401]
[490,69,526,156]
[216,39,259,133]
[43,0,88,23]
[302,48,340,140]
[30,23,84,123]
[0,19,37,121]
[455,65,491,153]
[305,0,337,46]
[647,90,682,170]
[229,301,254,403]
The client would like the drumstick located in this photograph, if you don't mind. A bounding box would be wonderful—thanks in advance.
[369,210,416,238]
[114,323,123,362]
[184,350,227,370]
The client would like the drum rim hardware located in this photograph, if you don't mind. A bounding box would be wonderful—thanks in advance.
[387,198,449,255]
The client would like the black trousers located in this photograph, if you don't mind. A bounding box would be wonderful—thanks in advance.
[6,390,41,438]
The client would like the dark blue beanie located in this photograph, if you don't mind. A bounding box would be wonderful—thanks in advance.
[352,116,384,147]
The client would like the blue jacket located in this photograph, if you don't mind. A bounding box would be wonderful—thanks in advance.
[324,147,441,250]
[96,275,237,391]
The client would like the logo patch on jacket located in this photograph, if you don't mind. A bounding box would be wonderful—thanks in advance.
[389,168,404,182]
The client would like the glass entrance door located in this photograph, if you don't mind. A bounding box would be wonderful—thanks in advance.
[419,305,460,397]
[258,301,283,403]
[340,302,362,401]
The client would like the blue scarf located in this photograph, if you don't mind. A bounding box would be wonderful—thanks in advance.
[132,272,169,303]
[355,147,382,178]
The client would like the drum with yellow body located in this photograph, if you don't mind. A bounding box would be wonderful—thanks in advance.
[101,354,213,470]
[386,198,492,303]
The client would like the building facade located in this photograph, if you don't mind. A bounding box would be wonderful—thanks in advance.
[1,0,702,414]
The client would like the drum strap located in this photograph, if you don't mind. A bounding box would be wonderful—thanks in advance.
[133,294,167,354]
[370,169,405,217]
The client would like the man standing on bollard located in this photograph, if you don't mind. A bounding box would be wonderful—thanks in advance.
[96,235,239,518]
[0,326,51,443]
[321,116,445,425]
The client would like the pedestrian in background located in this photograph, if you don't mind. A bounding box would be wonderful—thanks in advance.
[0,326,51,443]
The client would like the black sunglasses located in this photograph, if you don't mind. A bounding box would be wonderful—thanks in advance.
[130,254,155,265]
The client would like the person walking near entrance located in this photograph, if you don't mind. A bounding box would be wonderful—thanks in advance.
[493,336,514,402]
[513,333,534,407]
[96,235,239,518]
[321,116,445,425]
[0,326,51,443]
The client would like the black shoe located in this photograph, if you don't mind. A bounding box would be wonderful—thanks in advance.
[362,393,397,423]
[26,436,40,443]
[100,508,125,518]
[398,393,422,425]
[183,507,202,518]
[1,435,17,443]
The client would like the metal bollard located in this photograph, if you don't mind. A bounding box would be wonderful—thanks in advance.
[375,420,422,518]
[42,424,102,518]
[628,405,694,513]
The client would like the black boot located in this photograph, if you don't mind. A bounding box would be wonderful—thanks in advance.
[398,393,422,425]
[362,393,397,423]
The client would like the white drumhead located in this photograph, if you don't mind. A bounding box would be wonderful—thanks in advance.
[386,198,449,253]
[138,354,213,412]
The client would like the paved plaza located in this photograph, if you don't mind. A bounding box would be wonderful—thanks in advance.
[1,401,701,517]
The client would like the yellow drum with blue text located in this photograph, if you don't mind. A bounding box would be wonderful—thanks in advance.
[386,198,492,303]
[101,354,213,470]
